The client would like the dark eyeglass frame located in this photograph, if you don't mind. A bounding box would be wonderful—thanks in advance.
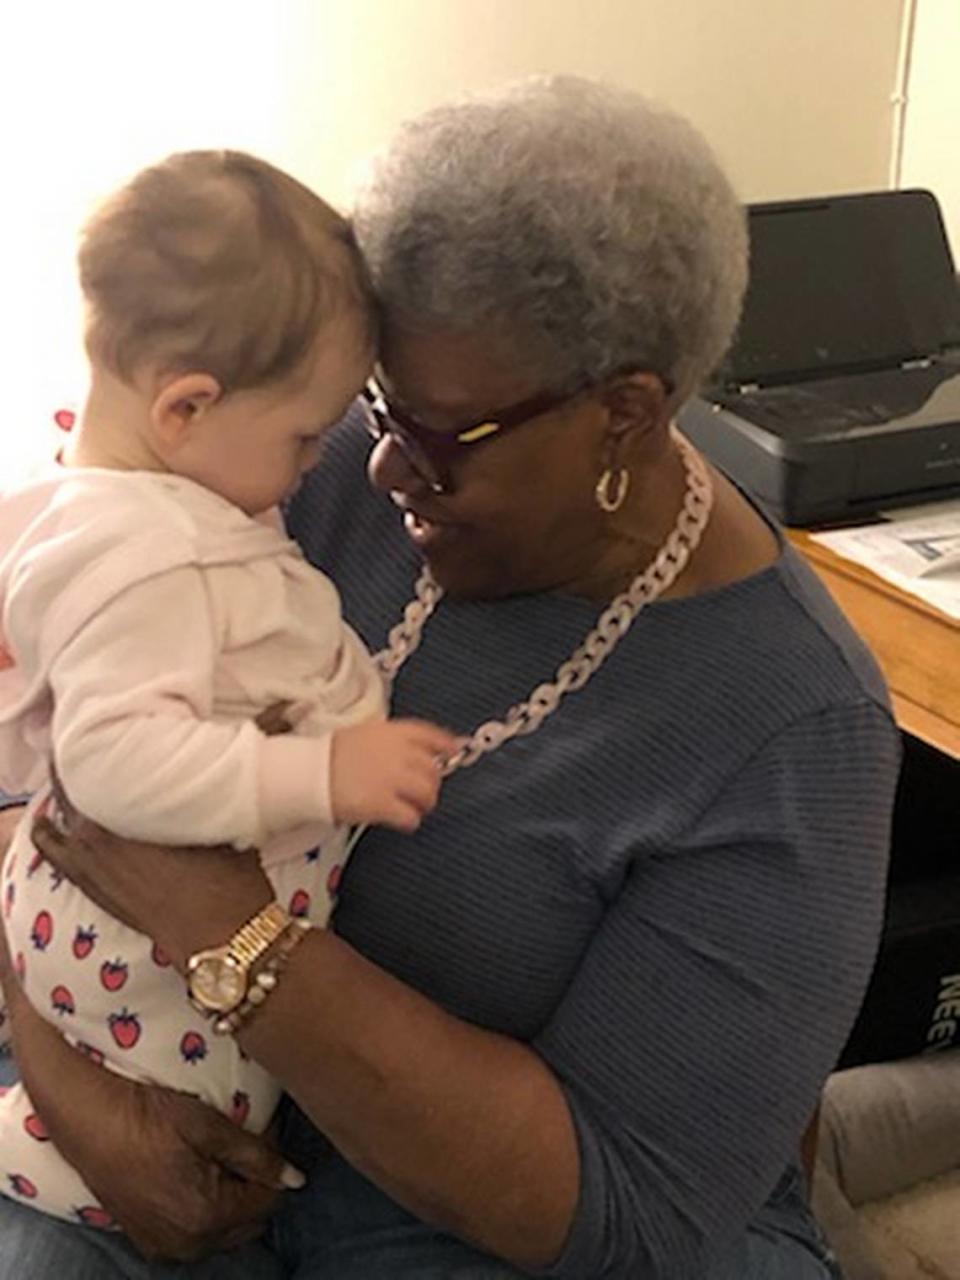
[360,378,581,493]
[360,367,669,494]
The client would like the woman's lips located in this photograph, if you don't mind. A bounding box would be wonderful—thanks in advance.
[391,492,461,550]
[402,509,458,549]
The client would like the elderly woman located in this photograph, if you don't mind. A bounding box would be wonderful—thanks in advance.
[0,77,898,1279]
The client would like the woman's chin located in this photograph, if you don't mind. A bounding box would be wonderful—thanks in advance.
[422,548,516,601]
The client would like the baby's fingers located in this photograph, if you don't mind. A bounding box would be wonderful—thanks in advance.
[395,764,443,816]
[392,719,460,760]
[380,798,425,833]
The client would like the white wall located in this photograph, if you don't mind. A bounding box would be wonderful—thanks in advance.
[1,1,287,474]
[277,0,904,207]
[900,0,960,259]
[2,0,906,471]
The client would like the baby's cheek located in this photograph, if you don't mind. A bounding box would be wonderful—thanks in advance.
[300,440,323,473]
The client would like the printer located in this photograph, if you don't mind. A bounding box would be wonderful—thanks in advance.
[677,189,960,526]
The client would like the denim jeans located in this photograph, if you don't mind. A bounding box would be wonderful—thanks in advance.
[0,1053,841,1278]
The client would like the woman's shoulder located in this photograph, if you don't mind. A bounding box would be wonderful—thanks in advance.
[630,537,893,727]
[520,544,899,854]
[569,538,880,705]
[774,542,891,706]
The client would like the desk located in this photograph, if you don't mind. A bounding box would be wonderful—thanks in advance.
[789,531,960,760]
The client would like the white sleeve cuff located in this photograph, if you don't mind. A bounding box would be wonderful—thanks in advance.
[257,732,333,838]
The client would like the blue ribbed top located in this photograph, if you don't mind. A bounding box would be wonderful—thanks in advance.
[285,410,900,1278]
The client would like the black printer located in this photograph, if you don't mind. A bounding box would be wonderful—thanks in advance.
[678,190,960,526]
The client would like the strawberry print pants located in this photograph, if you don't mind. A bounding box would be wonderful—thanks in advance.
[0,791,345,1225]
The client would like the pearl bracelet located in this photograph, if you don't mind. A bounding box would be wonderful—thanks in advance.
[212,916,312,1036]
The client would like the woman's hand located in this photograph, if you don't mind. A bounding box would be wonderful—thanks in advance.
[31,791,272,970]
[24,1020,294,1260]
[2,924,298,1260]
[0,803,24,857]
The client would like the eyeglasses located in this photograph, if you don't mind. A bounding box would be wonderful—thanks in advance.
[359,377,590,494]
[360,366,674,494]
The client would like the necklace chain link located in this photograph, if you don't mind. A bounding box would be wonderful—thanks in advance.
[374,433,714,777]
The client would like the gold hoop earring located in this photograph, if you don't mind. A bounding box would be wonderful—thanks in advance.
[595,467,630,513]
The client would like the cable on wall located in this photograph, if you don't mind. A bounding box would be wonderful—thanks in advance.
[889,0,919,188]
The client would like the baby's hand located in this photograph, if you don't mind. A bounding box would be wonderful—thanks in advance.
[330,719,459,832]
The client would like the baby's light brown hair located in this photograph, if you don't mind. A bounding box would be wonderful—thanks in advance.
[79,150,373,390]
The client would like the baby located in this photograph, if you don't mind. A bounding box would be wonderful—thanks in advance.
[0,150,452,1225]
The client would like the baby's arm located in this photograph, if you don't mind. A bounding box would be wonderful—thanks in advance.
[49,566,339,848]
[48,567,455,846]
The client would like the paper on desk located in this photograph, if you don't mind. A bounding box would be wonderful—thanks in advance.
[811,498,960,621]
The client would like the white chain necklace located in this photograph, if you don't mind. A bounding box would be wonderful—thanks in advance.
[374,431,713,777]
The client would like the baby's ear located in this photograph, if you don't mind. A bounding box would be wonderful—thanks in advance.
[150,372,223,450]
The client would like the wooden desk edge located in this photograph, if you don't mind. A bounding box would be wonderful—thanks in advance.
[890,694,960,760]
[787,531,960,760]
[788,530,959,627]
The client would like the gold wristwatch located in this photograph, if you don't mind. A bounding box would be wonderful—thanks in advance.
[187,901,290,1017]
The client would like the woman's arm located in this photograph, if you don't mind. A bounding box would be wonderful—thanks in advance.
[32,805,580,1270]
[0,803,23,857]
[244,930,582,1266]
[0,902,299,1261]
[33,701,899,1277]
[0,802,26,1020]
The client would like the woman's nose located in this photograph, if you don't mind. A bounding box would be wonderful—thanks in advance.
[368,433,424,495]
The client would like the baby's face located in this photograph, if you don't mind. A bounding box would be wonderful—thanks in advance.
[177,312,373,515]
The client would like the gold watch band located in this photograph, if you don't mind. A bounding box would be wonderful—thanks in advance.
[214,916,312,1036]
[227,901,290,967]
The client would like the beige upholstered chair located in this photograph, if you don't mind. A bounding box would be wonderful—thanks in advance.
[813,1053,960,1279]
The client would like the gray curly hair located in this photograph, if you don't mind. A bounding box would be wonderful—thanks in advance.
[353,76,748,404]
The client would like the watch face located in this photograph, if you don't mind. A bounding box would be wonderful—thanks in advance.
[189,954,246,1012]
